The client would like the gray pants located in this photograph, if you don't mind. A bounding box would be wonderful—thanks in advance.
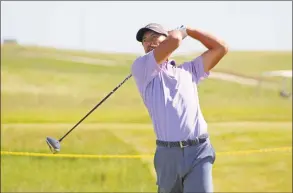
[154,138,216,193]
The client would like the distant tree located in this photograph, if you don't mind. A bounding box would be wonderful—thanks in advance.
[3,38,18,45]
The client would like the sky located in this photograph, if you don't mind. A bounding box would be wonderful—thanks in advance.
[1,1,292,54]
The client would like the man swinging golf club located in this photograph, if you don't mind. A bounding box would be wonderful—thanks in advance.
[131,23,228,193]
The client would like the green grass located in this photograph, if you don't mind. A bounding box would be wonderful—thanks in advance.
[1,127,156,192]
[2,156,154,192]
[106,123,293,192]
[1,45,292,123]
[1,123,291,192]
[1,45,292,192]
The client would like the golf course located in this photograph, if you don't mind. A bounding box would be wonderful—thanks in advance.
[1,44,292,192]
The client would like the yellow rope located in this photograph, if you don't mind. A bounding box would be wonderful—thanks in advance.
[1,146,291,159]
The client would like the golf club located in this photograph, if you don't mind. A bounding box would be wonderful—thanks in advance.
[46,74,133,153]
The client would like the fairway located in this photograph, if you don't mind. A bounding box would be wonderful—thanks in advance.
[1,45,292,192]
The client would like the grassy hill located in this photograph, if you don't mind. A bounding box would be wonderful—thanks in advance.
[1,44,292,192]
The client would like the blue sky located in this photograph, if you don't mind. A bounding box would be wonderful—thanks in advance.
[1,1,292,54]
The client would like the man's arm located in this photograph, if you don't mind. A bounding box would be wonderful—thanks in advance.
[153,30,184,64]
[186,27,228,72]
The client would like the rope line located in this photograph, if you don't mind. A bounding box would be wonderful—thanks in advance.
[1,146,291,159]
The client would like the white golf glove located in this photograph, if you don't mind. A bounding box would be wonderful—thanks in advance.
[174,25,188,39]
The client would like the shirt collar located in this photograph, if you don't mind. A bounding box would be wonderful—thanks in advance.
[165,59,176,66]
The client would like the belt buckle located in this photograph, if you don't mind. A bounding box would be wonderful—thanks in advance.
[179,141,188,148]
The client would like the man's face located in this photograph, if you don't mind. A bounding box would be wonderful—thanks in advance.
[142,31,166,53]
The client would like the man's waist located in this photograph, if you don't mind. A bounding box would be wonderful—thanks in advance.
[156,133,209,148]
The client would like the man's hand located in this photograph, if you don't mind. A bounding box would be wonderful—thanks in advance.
[170,25,188,40]
[186,27,228,72]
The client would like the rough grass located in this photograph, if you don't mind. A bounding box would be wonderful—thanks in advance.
[2,156,154,192]
[1,127,156,192]
[1,123,291,192]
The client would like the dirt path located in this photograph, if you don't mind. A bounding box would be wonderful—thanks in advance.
[21,52,116,66]
[209,72,277,89]
[18,50,287,89]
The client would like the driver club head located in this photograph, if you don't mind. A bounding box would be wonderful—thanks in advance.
[46,137,61,154]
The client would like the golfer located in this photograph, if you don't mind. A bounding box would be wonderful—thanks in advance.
[131,23,228,193]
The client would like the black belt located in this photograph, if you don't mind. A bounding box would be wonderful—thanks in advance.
[156,133,209,148]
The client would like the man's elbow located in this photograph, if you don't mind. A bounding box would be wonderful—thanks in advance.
[203,43,228,72]
[219,42,229,55]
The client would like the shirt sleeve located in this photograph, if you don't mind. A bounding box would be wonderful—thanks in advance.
[131,50,161,94]
[178,55,210,84]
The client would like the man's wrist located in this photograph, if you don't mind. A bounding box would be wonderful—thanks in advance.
[180,28,188,39]
[178,25,188,39]
[174,25,188,39]
[186,27,191,36]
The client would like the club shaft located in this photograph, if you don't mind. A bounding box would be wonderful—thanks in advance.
[59,74,132,142]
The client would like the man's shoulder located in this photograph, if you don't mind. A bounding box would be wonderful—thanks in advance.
[131,51,156,68]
